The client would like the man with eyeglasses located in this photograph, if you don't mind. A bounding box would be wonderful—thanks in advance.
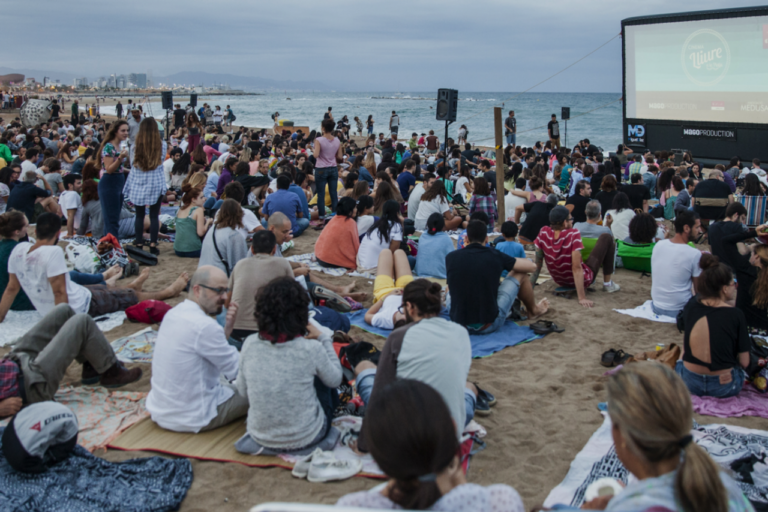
[532,206,620,309]
[147,265,248,433]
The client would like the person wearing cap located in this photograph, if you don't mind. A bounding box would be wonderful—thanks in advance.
[532,205,620,309]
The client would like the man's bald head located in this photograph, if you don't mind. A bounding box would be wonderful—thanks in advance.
[709,169,723,180]
[190,265,229,315]
[267,212,289,229]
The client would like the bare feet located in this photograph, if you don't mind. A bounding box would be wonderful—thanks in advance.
[102,265,121,281]
[105,274,121,288]
[126,268,150,291]
[347,292,368,302]
[339,282,357,296]
[528,298,550,320]
[167,272,190,296]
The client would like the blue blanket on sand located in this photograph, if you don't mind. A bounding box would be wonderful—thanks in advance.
[346,309,542,358]
[0,428,193,512]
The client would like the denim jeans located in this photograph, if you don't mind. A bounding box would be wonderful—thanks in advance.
[69,270,105,286]
[675,360,746,398]
[506,133,516,146]
[467,274,521,335]
[651,301,682,318]
[356,368,476,426]
[294,217,310,236]
[204,198,223,211]
[314,166,338,218]
[311,305,350,333]
[98,172,125,239]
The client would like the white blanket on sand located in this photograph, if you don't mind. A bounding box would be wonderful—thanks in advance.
[0,310,126,347]
[285,253,376,280]
[613,299,676,324]
[544,413,768,509]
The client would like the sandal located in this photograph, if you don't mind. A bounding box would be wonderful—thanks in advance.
[613,350,634,366]
[601,349,618,367]
[529,320,565,335]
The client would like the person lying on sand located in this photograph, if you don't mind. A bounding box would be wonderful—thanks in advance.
[0,304,143,418]
[447,219,549,333]
[0,212,189,321]
[532,205,619,309]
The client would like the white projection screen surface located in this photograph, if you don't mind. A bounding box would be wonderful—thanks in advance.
[625,14,768,124]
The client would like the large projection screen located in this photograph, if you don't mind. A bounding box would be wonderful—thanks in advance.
[625,13,768,124]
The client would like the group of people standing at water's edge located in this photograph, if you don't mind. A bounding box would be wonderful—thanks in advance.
[0,97,764,512]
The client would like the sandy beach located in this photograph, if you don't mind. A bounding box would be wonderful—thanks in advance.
[1,224,762,511]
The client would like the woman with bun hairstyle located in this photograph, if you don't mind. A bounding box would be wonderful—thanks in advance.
[173,185,212,257]
[314,196,359,270]
[579,363,751,511]
[357,199,404,271]
[676,253,750,398]
[414,213,455,279]
[355,194,375,239]
[338,379,523,511]
[124,118,167,255]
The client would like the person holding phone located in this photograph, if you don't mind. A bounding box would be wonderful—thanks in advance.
[96,120,130,238]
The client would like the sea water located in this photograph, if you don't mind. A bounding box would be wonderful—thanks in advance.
[103,91,623,151]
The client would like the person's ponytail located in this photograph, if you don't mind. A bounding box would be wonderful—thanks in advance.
[675,442,728,512]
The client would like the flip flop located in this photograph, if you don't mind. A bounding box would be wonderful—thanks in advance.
[529,320,565,335]
[601,349,618,367]
[613,350,634,365]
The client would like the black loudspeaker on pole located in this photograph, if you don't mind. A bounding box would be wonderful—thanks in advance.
[436,89,458,156]
[190,94,198,108]
[161,91,173,110]
[561,107,570,148]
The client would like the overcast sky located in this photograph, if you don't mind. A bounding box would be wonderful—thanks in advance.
[4,0,766,92]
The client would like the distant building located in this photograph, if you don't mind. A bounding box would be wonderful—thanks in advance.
[73,77,88,87]
[107,75,116,88]
[0,74,24,85]
[24,78,36,87]
[128,73,147,88]
[116,75,127,89]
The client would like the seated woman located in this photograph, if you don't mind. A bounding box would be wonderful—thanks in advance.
[372,181,399,217]
[358,200,403,272]
[721,223,768,333]
[365,249,415,330]
[415,180,466,232]
[509,174,547,203]
[467,177,497,231]
[623,212,664,245]
[234,277,345,457]
[574,363,751,511]
[199,199,248,276]
[677,254,749,399]
[604,192,635,241]
[414,213,455,279]
[174,184,213,258]
[337,379,522,511]
[314,197,359,270]
[355,195,375,238]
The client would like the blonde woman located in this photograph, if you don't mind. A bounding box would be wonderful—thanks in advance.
[586,363,752,512]
[124,118,167,254]
[204,160,223,209]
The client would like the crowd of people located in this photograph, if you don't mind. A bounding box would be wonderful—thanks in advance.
[0,99,764,511]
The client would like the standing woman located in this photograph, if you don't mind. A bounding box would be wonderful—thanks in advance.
[312,119,343,221]
[366,115,374,136]
[125,118,167,255]
[96,120,129,238]
[186,113,203,154]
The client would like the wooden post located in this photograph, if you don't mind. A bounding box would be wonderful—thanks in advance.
[493,107,505,228]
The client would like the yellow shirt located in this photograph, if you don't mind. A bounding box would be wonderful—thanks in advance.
[309,181,344,206]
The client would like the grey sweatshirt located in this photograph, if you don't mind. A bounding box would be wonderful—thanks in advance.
[236,332,342,450]
[199,226,248,275]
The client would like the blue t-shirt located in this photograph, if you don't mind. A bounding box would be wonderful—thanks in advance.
[358,168,374,186]
[262,189,302,232]
[414,231,454,279]
[288,184,310,222]
[496,241,526,277]
[397,171,416,201]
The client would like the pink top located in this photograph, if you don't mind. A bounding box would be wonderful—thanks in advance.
[315,136,340,169]
[203,145,221,164]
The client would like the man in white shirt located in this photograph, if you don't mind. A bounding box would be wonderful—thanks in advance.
[407,172,436,221]
[0,213,189,322]
[60,173,83,238]
[650,210,703,318]
[213,106,223,127]
[389,110,399,136]
[146,266,247,432]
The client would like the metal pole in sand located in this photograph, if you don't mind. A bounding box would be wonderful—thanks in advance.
[494,107,505,228]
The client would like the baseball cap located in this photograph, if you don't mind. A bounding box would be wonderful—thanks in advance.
[549,205,570,225]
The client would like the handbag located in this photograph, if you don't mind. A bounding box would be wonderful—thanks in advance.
[211,226,230,276]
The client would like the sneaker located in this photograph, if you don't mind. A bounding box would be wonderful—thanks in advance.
[473,383,497,407]
[81,361,100,385]
[291,448,326,479]
[474,395,492,417]
[99,362,142,388]
[602,282,621,293]
[307,454,363,483]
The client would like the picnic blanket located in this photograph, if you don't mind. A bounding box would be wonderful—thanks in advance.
[544,413,768,510]
[346,309,542,358]
[0,427,192,512]
[692,384,768,420]
[285,253,376,280]
[111,327,157,363]
[0,310,126,347]
[1,386,149,451]
[108,416,385,479]
[613,299,677,324]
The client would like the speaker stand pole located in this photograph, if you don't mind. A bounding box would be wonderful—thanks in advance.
[444,120,453,159]
[165,108,172,143]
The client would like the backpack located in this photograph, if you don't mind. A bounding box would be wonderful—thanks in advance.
[125,299,172,324]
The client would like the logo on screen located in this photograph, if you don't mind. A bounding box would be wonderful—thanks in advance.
[628,125,645,138]
[681,29,731,86]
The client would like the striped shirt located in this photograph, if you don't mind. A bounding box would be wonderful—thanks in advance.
[534,227,594,287]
